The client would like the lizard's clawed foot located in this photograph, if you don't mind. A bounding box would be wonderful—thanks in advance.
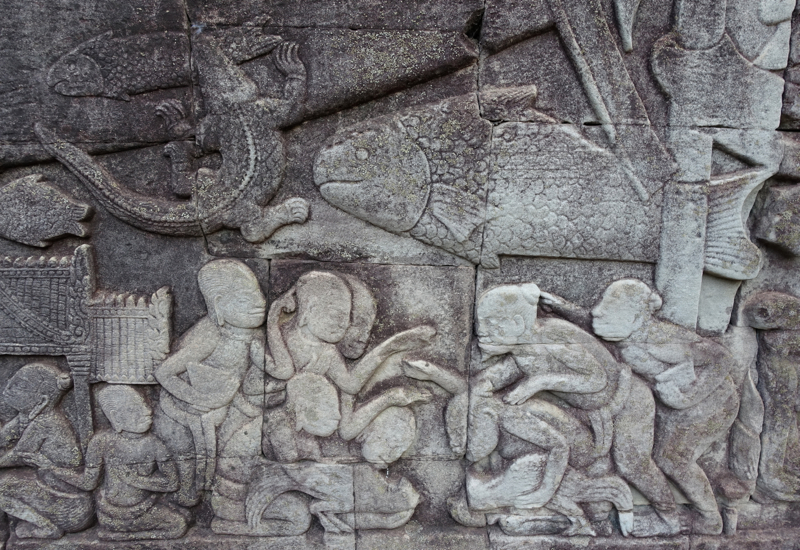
[240,198,309,243]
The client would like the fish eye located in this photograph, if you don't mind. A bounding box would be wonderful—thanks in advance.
[355,148,369,161]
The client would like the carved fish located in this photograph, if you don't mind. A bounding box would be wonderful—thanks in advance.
[313,90,765,273]
[47,31,191,101]
[46,27,281,101]
[0,174,91,247]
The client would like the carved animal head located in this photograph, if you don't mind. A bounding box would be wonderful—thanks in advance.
[741,291,800,330]
[313,118,431,234]
[476,284,541,346]
[592,279,661,341]
[47,52,104,97]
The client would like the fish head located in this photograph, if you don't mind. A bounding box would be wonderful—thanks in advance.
[47,53,104,97]
[313,118,431,233]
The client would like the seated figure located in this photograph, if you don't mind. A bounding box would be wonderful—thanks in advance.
[36,385,188,540]
[0,363,93,544]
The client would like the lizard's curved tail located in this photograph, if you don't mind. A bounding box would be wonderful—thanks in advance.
[35,123,203,236]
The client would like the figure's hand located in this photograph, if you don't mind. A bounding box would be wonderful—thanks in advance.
[402,359,437,381]
[274,42,305,78]
[503,383,536,405]
[654,379,686,409]
[18,452,54,470]
[539,291,566,313]
[394,387,433,407]
[472,378,494,398]
[270,288,296,316]
[383,326,437,354]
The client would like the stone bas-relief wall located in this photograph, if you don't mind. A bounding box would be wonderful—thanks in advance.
[2,0,800,548]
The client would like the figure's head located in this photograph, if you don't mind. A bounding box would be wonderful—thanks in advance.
[476,283,541,345]
[339,274,377,359]
[592,279,661,341]
[295,272,352,344]
[286,372,341,437]
[3,362,71,417]
[358,406,416,467]
[97,385,153,434]
[198,259,266,329]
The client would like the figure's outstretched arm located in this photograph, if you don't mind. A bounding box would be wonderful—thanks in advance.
[402,360,467,395]
[539,292,592,330]
[24,436,103,491]
[329,326,437,395]
[504,344,607,405]
[338,388,431,441]
[265,289,297,381]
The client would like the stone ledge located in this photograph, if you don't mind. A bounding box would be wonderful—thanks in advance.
[9,524,800,550]
[488,526,800,550]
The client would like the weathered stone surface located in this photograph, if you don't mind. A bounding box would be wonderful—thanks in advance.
[2,0,800,547]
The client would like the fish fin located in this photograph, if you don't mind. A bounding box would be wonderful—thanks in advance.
[479,85,542,122]
[613,0,642,52]
[480,252,500,269]
[80,30,113,53]
[704,169,771,280]
[429,184,484,243]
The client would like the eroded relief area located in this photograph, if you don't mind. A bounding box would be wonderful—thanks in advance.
[0,0,799,548]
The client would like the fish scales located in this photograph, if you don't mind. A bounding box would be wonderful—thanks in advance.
[482,122,662,266]
[48,31,191,100]
[400,97,492,263]
[314,91,664,267]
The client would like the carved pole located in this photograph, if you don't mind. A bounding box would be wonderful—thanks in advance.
[67,351,93,452]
